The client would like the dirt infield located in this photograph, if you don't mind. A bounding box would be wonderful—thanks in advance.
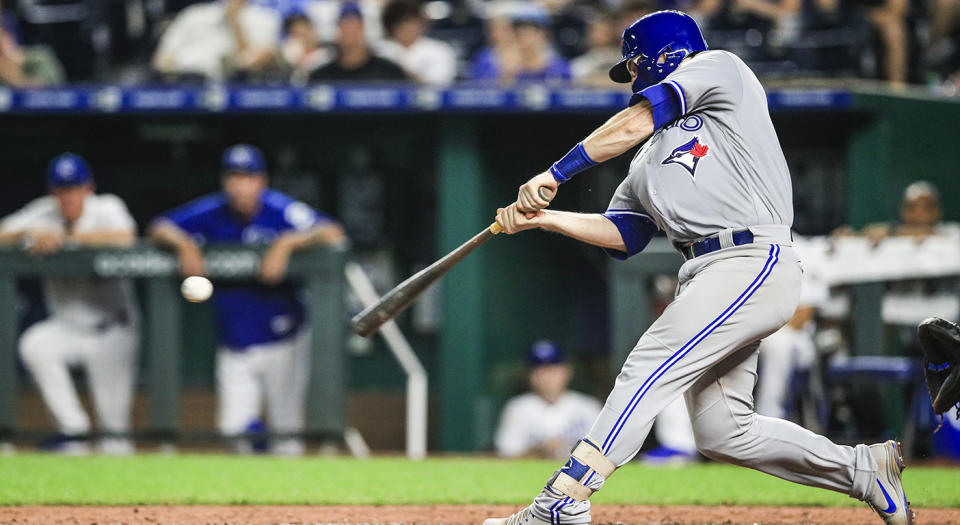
[2,505,959,525]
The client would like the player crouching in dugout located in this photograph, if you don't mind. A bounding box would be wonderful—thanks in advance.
[150,144,345,455]
[0,153,139,455]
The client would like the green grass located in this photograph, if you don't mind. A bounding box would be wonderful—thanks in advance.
[0,454,958,507]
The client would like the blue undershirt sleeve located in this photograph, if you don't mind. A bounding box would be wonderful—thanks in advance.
[629,83,682,130]
[601,211,659,260]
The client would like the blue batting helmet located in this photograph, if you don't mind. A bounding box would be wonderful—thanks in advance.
[47,153,93,188]
[608,10,707,92]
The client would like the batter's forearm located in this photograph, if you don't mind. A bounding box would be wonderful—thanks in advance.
[539,210,626,251]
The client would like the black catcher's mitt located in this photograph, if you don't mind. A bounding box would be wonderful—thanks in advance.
[917,317,960,428]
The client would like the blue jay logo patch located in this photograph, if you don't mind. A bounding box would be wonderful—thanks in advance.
[662,137,710,177]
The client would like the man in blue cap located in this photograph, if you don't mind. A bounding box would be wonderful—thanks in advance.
[151,144,345,455]
[0,153,139,455]
[494,340,601,459]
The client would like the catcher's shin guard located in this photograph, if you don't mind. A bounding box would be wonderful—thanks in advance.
[547,437,616,502]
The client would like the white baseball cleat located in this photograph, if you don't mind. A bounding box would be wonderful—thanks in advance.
[482,506,551,525]
[865,440,914,525]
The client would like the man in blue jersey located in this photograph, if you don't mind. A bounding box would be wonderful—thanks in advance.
[151,144,344,455]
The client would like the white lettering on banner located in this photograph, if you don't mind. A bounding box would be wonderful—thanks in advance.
[342,89,400,108]
[557,90,615,107]
[131,90,188,109]
[776,90,836,107]
[449,89,506,107]
[204,251,261,277]
[236,89,293,108]
[22,90,78,109]
[93,252,178,277]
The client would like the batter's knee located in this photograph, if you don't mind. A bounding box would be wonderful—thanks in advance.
[690,402,756,462]
[18,321,63,369]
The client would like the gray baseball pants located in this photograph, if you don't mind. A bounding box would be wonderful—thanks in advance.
[532,243,879,524]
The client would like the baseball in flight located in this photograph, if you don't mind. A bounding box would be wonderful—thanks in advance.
[181,275,213,303]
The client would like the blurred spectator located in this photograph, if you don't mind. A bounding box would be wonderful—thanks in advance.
[150,144,345,455]
[0,0,64,86]
[615,0,657,35]
[152,0,281,82]
[927,0,959,86]
[832,181,960,326]
[467,9,516,84]
[866,0,908,85]
[469,6,571,85]
[798,0,906,84]
[836,181,960,241]
[377,0,457,85]
[0,153,139,455]
[494,340,601,459]
[297,0,384,47]
[570,11,621,87]
[308,2,408,82]
[700,0,802,62]
[281,11,331,84]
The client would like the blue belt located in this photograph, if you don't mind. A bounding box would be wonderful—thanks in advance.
[680,230,755,260]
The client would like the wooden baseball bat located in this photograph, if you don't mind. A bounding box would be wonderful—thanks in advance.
[351,186,555,337]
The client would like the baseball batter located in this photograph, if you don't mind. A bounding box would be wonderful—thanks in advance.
[150,144,344,455]
[0,153,139,455]
[487,11,911,525]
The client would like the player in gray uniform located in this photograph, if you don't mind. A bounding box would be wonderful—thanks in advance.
[486,11,912,525]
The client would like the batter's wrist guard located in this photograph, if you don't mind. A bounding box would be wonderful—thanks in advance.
[550,142,597,184]
[546,437,616,501]
[917,317,960,431]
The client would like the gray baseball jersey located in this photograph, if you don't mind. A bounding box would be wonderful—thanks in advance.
[606,50,793,246]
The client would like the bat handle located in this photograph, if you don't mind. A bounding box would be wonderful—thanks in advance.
[490,185,556,235]
[537,186,556,203]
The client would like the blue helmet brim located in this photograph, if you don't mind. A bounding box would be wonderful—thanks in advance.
[609,57,632,83]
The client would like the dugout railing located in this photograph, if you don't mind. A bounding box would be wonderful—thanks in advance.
[0,243,347,445]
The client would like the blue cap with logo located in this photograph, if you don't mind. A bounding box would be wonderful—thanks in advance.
[47,153,93,188]
[528,339,566,366]
[222,144,267,175]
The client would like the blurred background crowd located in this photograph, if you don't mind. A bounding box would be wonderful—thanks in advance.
[1,0,959,94]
